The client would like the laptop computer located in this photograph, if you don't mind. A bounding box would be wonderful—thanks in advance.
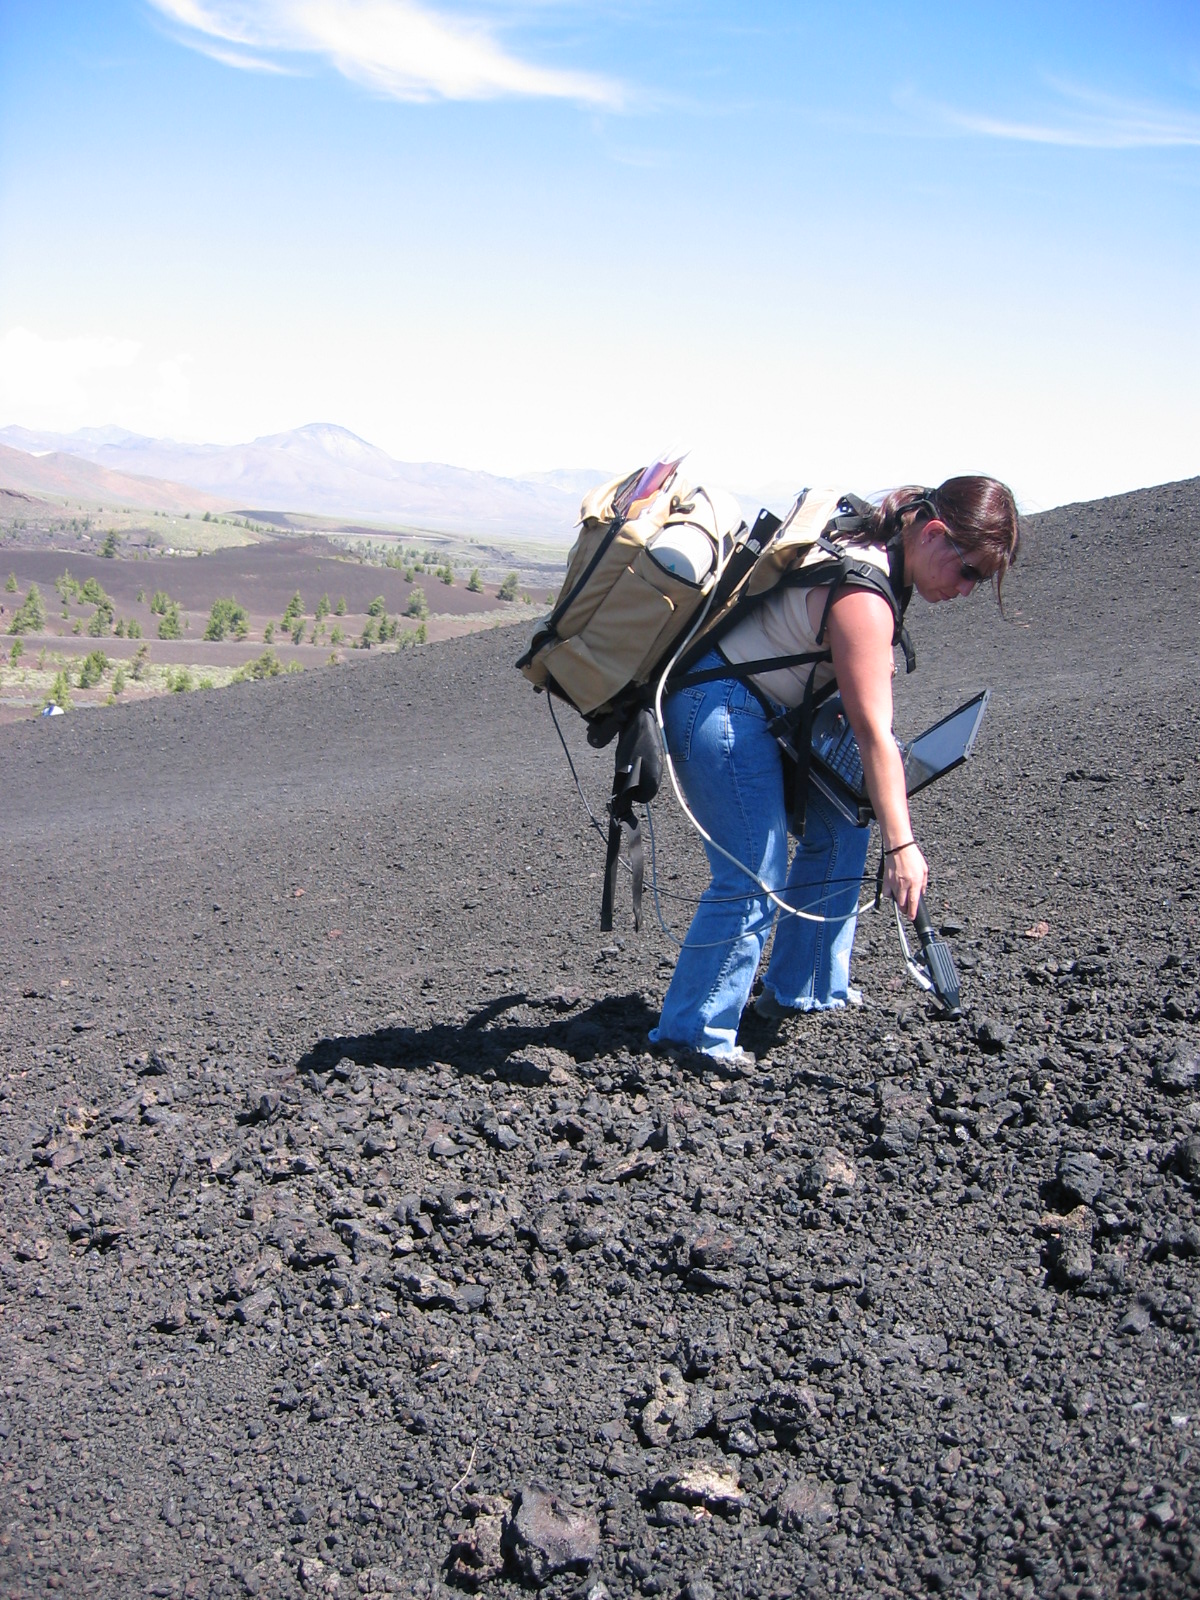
[808,689,991,825]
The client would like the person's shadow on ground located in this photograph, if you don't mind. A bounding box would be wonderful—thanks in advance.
[294,992,661,1087]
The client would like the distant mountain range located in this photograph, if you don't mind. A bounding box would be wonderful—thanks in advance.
[0,441,235,517]
[0,422,608,540]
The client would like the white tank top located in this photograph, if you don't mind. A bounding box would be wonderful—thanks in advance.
[720,539,892,708]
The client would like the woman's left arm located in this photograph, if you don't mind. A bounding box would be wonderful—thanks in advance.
[822,588,929,919]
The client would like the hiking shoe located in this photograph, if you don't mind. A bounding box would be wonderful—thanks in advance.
[754,990,798,1021]
[662,1042,756,1076]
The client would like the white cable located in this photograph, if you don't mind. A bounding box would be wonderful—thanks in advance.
[644,801,876,949]
[893,897,935,993]
[650,491,873,927]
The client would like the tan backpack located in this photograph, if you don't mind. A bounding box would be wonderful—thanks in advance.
[518,463,746,718]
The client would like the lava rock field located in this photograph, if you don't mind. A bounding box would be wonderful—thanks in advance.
[0,478,1197,1599]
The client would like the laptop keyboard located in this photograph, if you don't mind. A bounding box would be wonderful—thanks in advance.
[813,712,909,798]
[821,726,865,792]
[810,711,865,793]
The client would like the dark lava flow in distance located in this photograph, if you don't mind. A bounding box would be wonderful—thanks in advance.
[1,478,1197,1599]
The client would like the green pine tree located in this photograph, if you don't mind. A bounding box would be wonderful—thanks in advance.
[78,650,109,688]
[9,583,46,634]
[48,669,72,710]
[204,598,249,641]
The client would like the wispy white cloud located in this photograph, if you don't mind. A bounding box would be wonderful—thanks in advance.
[0,328,192,433]
[147,0,623,106]
[0,328,141,415]
[186,37,299,74]
[899,77,1200,149]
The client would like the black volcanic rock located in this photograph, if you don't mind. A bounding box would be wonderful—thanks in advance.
[1154,1048,1200,1094]
[1055,1149,1104,1208]
[504,1487,600,1585]
[1172,1134,1200,1187]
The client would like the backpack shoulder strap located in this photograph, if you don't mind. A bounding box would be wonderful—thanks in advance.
[773,535,902,629]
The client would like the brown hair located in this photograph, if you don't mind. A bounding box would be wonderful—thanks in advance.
[866,476,1020,603]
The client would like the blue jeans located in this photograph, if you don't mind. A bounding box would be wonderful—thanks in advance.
[650,656,870,1057]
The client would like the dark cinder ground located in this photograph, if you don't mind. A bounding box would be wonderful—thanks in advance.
[1,479,1197,1600]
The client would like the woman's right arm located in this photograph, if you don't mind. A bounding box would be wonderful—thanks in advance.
[820,588,929,919]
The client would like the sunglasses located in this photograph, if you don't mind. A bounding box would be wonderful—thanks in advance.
[942,528,987,585]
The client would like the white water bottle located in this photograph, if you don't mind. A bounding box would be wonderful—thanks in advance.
[646,525,714,584]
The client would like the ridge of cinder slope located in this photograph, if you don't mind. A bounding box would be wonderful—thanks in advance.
[0,478,1197,1600]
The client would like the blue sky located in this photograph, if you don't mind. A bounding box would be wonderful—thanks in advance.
[1,0,1197,508]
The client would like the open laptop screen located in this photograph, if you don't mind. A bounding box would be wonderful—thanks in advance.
[902,690,990,796]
